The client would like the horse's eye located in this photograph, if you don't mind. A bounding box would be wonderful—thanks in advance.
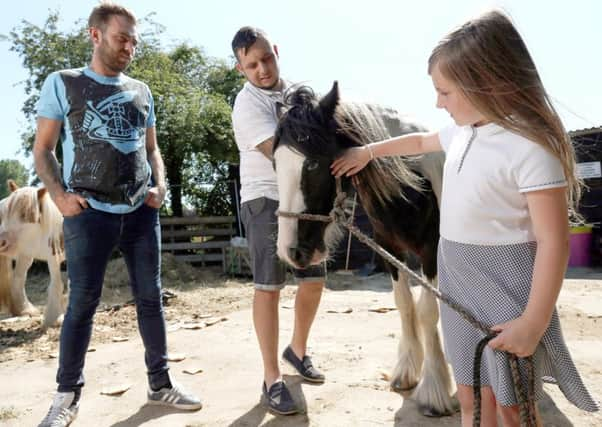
[297,134,309,142]
[306,160,319,171]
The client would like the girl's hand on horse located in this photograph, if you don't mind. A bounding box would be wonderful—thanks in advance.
[331,146,372,177]
[488,315,544,358]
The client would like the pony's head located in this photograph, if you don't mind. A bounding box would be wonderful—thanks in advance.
[0,180,63,258]
[273,82,350,268]
[273,82,424,270]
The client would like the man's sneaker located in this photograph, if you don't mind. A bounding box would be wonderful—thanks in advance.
[147,382,202,410]
[38,391,79,427]
[261,381,299,415]
[282,345,325,383]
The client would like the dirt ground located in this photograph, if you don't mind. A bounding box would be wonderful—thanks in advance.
[0,254,274,365]
[0,256,600,426]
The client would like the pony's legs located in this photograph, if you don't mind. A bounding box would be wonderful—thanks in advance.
[11,255,38,316]
[390,273,424,391]
[43,255,65,329]
[413,278,457,416]
[0,255,13,311]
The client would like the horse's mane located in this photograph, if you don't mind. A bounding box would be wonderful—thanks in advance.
[280,86,423,208]
[38,191,64,249]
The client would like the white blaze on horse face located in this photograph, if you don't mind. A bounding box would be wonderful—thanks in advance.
[274,145,306,267]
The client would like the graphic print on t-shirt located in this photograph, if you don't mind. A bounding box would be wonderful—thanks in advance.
[61,70,151,206]
[82,90,144,154]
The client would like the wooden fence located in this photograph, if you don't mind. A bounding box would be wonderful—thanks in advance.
[160,215,236,271]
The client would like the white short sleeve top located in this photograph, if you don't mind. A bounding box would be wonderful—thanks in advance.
[438,122,567,245]
[232,81,290,203]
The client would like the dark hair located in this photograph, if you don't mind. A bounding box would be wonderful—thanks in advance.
[88,1,136,30]
[231,26,269,61]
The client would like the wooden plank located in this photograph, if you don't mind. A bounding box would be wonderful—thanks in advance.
[174,253,225,263]
[158,216,237,270]
[161,241,230,251]
[160,216,235,226]
[161,228,236,239]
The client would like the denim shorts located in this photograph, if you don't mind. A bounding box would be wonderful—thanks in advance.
[240,197,326,291]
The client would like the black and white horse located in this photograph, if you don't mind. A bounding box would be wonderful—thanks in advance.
[272,82,455,416]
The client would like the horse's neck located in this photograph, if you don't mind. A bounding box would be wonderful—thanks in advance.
[352,176,381,219]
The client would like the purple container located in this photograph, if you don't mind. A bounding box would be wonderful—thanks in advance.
[568,226,593,267]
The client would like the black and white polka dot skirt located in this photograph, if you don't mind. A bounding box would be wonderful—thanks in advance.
[438,237,599,411]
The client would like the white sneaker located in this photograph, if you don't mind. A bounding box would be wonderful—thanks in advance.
[38,391,79,427]
[147,382,202,410]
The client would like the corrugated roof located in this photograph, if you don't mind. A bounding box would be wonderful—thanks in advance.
[569,126,602,137]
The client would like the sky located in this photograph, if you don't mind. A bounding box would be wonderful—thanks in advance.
[1,0,600,173]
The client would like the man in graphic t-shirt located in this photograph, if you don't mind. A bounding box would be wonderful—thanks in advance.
[33,3,201,426]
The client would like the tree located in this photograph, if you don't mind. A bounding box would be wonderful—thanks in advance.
[2,12,92,160]
[3,12,244,216]
[0,159,29,198]
[128,45,242,215]
[183,154,233,216]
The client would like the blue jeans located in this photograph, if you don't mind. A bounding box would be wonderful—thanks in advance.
[57,203,169,392]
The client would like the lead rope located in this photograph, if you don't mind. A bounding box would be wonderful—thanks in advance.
[276,178,537,427]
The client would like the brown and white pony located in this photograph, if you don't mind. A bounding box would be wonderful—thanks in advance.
[273,82,455,416]
[0,180,66,328]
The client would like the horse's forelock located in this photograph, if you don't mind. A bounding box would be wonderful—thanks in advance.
[279,87,340,160]
[7,188,41,224]
[284,85,318,109]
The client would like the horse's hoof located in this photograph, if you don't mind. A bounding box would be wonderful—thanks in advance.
[17,305,40,317]
[418,404,454,418]
[42,317,63,330]
[391,378,418,393]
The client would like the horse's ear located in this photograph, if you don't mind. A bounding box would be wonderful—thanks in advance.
[7,179,19,193]
[319,81,339,119]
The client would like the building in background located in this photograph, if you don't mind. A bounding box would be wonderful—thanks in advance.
[571,126,602,266]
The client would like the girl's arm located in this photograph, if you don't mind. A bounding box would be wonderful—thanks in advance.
[331,131,442,177]
[522,187,570,327]
[489,187,569,357]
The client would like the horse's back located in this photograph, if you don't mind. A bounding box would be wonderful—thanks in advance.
[367,104,444,205]
[366,104,427,135]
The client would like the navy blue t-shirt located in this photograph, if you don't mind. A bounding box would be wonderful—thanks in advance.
[37,67,156,213]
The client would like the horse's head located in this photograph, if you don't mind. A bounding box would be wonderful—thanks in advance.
[273,81,354,269]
